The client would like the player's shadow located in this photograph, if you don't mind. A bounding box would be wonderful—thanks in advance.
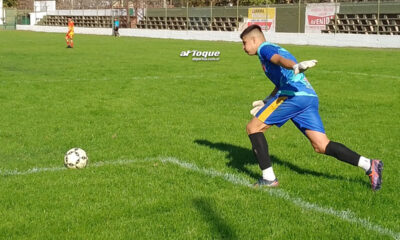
[194,139,365,185]
[193,197,238,239]
[194,139,259,180]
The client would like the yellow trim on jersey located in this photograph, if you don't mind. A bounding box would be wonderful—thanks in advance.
[257,96,287,122]
[66,33,74,39]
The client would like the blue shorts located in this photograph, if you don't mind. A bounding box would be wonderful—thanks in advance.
[255,95,325,134]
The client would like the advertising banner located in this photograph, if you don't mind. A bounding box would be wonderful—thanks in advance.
[305,3,339,33]
[248,8,276,32]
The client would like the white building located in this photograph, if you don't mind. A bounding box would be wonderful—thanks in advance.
[30,0,56,25]
[0,0,3,25]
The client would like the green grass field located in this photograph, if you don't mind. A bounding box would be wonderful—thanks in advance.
[0,30,399,239]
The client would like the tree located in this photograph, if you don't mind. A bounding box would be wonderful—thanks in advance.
[4,0,18,7]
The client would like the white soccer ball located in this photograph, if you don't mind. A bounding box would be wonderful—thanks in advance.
[64,148,88,169]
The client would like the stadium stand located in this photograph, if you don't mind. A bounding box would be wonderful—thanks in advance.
[136,16,243,31]
[322,13,400,35]
[39,15,129,28]
[38,14,242,31]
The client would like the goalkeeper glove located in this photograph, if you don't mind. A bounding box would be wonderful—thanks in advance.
[250,100,264,116]
[293,60,318,75]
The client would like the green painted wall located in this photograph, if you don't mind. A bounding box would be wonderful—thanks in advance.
[275,5,305,33]
[340,2,400,14]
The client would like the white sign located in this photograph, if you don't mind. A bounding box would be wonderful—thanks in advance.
[305,3,339,33]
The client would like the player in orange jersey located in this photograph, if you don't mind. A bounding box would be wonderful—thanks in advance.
[65,18,74,48]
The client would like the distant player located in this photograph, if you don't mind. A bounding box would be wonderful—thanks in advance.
[240,25,383,191]
[114,18,120,37]
[65,18,74,48]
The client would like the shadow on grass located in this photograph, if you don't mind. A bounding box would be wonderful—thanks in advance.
[193,197,238,240]
[194,139,259,180]
[194,139,367,186]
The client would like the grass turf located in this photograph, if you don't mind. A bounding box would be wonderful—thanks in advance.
[0,30,399,239]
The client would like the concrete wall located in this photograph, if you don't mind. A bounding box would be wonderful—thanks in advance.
[16,24,400,48]
[30,12,48,26]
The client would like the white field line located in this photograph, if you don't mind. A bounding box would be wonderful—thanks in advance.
[1,157,399,240]
[160,157,400,240]
[0,158,152,176]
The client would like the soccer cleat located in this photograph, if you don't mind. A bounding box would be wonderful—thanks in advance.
[254,178,279,188]
[366,159,383,191]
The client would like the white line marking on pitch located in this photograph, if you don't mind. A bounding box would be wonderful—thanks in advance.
[0,159,151,176]
[1,157,399,240]
[159,157,399,240]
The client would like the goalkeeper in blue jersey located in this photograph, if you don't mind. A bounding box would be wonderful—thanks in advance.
[240,25,383,191]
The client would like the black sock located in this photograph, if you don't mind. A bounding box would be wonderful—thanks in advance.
[325,141,360,166]
[249,132,271,170]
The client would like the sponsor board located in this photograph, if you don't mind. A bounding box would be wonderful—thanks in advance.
[248,8,276,32]
[305,3,339,33]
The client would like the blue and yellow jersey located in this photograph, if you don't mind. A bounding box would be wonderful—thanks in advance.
[257,42,317,97]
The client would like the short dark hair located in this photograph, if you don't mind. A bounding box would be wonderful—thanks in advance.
[240,25,262,39]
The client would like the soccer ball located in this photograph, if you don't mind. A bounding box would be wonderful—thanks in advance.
[64,148,88,169]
